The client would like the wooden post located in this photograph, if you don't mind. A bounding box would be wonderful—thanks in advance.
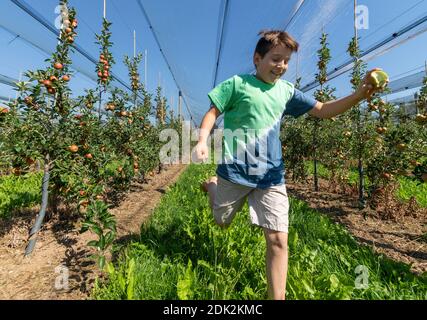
[16,71,22,99]
[354,0,365,209]
[145,49,148,88]
[178,90,182,121]
[133,32,137,108]
[295,52,299,82]
[354,0,358,44]
[134,30,136,58]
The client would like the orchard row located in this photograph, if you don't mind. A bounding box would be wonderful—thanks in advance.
[0,0,180,266]
[282,33,426,211]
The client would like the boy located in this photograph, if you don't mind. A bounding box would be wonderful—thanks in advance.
[195,30,384,300]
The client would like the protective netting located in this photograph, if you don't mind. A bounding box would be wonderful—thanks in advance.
[0,83,16,103]
[389,93,418,105]
[386,71,426,95]
[0,0,426,125]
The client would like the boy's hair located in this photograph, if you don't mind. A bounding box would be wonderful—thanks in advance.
[254,30,299,58]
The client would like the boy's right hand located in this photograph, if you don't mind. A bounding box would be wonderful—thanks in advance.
[194,142,209,163]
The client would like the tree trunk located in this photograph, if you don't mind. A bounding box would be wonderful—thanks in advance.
[358,153,365,209]
[313,119,319,191]
[357,110,365,209]
[98,89,103,121]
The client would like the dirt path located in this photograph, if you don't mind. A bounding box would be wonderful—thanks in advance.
[0,164,187,300]
[286,177,427,275]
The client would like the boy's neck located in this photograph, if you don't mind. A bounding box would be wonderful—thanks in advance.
[254,73,276,85]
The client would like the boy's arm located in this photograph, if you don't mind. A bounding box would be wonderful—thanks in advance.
[198,105,221,144]
[308,68,385,119]
[194,105,221,162]
[308,92,364,119]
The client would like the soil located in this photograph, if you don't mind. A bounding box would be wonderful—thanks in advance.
[286,177,427,275]
[0,164,187,300]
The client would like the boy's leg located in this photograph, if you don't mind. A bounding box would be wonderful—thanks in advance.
[248,184,290,300]
[263,229,288,300]
[202,176,252,228]
[201,176,218,209]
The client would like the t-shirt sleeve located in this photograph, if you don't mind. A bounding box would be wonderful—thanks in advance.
[208,76,235,113]
[283,88,318,118]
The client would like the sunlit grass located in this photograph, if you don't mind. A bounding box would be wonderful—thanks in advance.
[0,172,42,218]
[93,164,427,300]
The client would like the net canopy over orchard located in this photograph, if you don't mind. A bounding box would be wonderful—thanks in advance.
[0,0,426,125]
[1,0,427,300]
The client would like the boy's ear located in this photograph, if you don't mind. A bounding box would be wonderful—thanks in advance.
[253,52,261,68]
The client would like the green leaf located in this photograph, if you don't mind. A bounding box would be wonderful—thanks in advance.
[99,234,105,250]
[105,221,117,231]
[87,240,99,247]
[197,260,213,271]
[177,260,194,300]
[329,274,340,291]
[126,258,136,300]
[106,262,115,275]
[302,279,315,295]
[91,225,103,236]
[291,231,299,250]
[105,231,115,245]
[98,255,106,270]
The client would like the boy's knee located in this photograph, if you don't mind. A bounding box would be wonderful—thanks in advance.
[214,216,230,229]
[212,212,231,229]
[265,231,288,251]
[212,208,234,229]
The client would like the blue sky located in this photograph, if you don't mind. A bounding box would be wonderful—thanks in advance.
[0,0,426,124]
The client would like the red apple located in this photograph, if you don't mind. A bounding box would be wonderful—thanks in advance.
[68,145,79,153]
[54,62,63,70]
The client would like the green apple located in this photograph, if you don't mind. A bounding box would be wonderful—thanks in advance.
[369,70,389,88]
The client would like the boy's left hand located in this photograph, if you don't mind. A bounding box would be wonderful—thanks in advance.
[356,68,388,101]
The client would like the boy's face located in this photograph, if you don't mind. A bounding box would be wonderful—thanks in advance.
[254,44,292,84]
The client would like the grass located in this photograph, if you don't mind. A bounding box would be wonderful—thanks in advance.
[93,163,427,300]
[0,172,42,218]
[396,178,427,207]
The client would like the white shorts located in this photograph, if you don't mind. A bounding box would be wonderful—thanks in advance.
[213,176,289,233]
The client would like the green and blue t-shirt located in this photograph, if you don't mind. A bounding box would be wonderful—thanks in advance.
[208,74,317,189]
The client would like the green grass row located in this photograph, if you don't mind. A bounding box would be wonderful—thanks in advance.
[0,172,42,218]
[305,162,427,207]
[93,163,427,300]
